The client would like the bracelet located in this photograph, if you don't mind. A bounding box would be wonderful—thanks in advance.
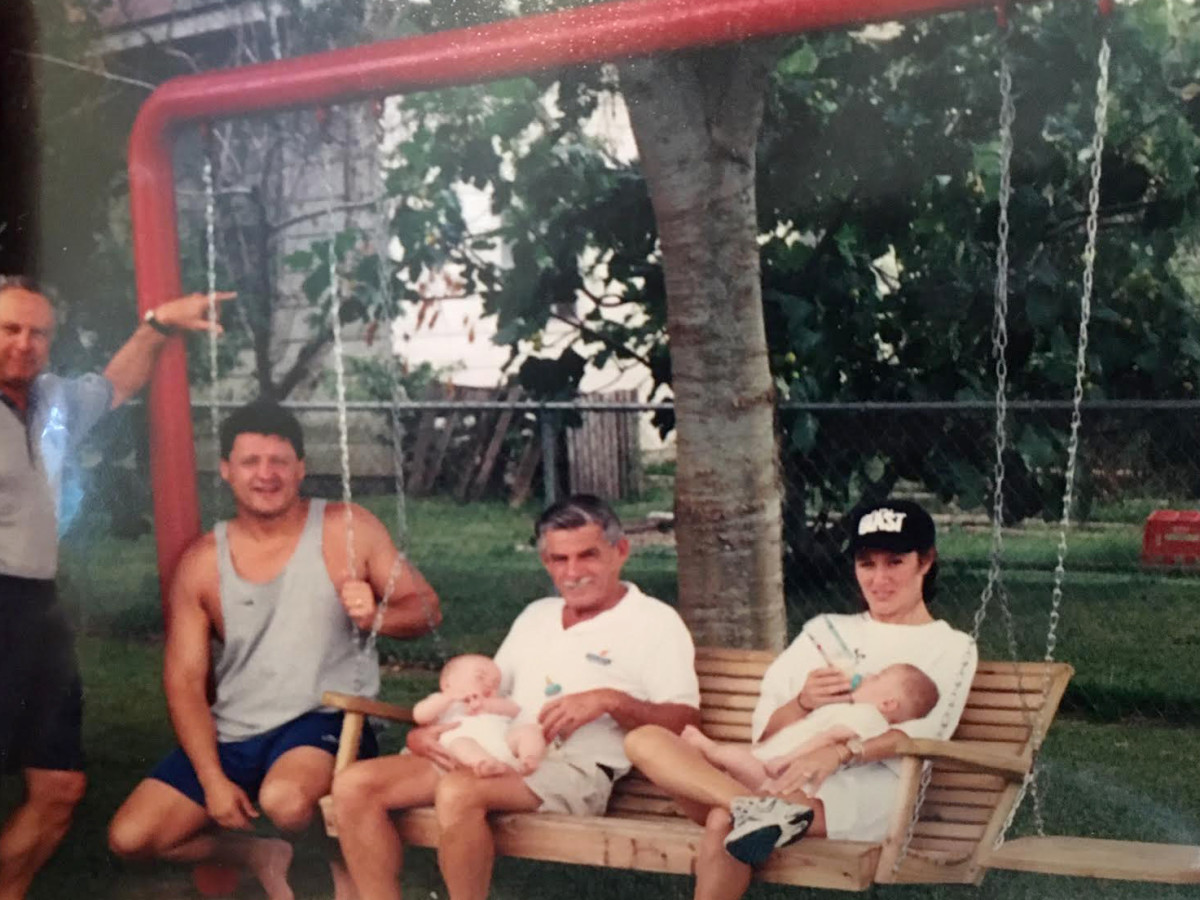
[796,695,812,713]
[835,744,853,765]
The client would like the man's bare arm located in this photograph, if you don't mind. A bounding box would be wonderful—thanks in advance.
[354,505,441,638]
[163,542,223,787]
[539,690,701,743]
[103,293,234,408]
[163,540,257,829]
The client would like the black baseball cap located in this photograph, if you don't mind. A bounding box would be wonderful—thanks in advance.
[847,499,936,555]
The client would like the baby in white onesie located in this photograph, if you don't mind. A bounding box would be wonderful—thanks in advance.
[683,663,939,790]
[414,654,546,777]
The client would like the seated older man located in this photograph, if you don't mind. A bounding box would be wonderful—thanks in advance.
[332,494,701,900]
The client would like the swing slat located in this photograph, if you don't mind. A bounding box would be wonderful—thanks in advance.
[699,691,757,711]
[322,692,415,723]
[700,707,753,726]
[985,836,1200,884]
[892,738,1031,778]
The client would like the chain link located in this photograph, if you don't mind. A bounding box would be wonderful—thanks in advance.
[203,153,221,493]
[999,33,1111,846]
[892,36,1016,874]
[321,134,362,677]
[365,99,448,664]
[981,44,1016,651]
[373,101,410,555]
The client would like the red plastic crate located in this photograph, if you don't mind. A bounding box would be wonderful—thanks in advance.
[1142,510,1200,566]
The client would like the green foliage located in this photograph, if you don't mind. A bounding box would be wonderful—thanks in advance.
[344,2,1200,532]
[758,5,1200,529]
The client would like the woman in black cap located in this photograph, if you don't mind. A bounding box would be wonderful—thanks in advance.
[625,498,977,896]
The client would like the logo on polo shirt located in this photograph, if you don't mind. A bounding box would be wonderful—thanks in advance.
[858,508,907,536]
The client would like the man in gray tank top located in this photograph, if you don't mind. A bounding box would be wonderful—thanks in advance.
[0,276,233,900]
[107,401,440,900]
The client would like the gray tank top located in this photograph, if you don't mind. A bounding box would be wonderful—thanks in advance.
[210,499,379,741]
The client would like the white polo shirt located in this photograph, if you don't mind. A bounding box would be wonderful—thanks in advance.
[494,582,699,777]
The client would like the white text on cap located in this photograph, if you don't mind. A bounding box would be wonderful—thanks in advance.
[858,509,907,535]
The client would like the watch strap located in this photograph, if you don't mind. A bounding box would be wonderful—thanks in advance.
[143,308,176,336]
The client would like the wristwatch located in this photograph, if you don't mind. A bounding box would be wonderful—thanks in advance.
[143,308,176,336]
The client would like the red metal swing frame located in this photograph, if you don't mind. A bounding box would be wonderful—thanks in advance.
[129,0,1000,598]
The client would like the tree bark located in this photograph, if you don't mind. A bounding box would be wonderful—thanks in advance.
[620,44,785,651]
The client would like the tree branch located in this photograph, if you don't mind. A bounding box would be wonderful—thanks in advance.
[275,325,334,398]
[546,309,654,370]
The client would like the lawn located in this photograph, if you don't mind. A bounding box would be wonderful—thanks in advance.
[17,493,1200,898]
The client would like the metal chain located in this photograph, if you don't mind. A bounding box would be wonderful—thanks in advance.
[328,170,356,578]
[363,99,447,664]
[981,42,1017,652]
[322,125,360,666]
[373,101,411,556]
[999,34,1111,847]
[203,151,221,493]
[892,36,1016,874]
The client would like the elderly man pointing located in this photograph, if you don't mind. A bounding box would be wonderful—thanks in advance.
[0,275,232,900]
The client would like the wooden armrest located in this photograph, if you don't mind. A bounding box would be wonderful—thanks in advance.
[322,691,415,724]
[893,738,1031,779]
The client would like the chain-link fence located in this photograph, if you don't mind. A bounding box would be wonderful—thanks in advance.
[51,393,1200,859]
[191,395,1195,724]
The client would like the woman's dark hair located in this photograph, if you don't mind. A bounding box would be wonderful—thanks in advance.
[218,400,305,460]
[920,555,939,603]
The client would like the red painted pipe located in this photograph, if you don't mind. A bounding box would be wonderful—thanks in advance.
[131,0,995,598]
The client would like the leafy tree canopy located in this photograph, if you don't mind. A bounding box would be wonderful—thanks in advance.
[358,1,1200,520]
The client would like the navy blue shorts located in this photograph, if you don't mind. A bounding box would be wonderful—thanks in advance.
[0,576,84,774]
[149,710,378,807]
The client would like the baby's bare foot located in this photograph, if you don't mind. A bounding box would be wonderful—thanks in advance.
[474,758,509,777]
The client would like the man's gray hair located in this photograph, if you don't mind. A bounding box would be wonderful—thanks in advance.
[535,494,623,548]
[0,275,44,294]
[0,275,57,314]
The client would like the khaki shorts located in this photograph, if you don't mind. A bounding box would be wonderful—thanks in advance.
[523,756,615,816]
[403,748,615,816]
[814,762,901,842]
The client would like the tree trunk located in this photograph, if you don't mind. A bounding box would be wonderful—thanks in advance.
[620,45,785,651]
